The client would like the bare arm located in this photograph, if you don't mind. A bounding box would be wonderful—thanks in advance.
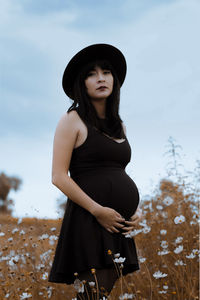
[51,111,125,233]
[52,111,101,215]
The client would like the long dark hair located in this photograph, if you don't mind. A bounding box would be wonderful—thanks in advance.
[67,59,125,139]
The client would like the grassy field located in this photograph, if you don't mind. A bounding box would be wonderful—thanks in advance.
[0,177,199,300]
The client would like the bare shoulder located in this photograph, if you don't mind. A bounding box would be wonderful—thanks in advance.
[52,111,80,145]
[56,110,81,132]
[61,109,79,123]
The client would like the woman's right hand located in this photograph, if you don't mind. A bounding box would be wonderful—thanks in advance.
[93,206,125,233]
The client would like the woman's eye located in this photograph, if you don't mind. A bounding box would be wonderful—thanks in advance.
[86,71,95,77]
[103,70,111,74]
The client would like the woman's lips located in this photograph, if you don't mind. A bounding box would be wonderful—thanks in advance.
[96,86,107,90]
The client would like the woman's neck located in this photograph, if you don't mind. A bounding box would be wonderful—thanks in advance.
[91,99,106,119]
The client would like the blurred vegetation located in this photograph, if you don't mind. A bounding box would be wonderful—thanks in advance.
[0,172,22,214]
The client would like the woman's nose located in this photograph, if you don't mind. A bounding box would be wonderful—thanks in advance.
[97,72,105,82]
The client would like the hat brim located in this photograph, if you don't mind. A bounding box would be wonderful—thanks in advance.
[62,43,127,100]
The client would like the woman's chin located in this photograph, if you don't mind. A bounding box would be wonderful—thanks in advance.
[91,93,112,101]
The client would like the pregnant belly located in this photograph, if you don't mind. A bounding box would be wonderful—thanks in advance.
[109,171,140,219]
[74,169,140,220]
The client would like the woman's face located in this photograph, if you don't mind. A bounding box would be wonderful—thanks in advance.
[84,65,114,101]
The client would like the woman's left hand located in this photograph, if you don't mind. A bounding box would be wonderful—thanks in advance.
[121,207,144,235]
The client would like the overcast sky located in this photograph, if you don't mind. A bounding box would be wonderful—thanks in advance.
[0,0,199,219]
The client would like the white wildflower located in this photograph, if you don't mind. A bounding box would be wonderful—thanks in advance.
[143,205,149,209]
[74,279,84,293]
[161,241,168,249]
[190,221,196,225]
[12,228,19,234]
[38,233,49,240]
[161,211,168,218]
[139,257,146,263]
[40,250,52,261]
[158,290,167,294]
[156,205,163,210]
[114,253,120,258]
[0,232,5,236]
[125,228,143,238]
[133,228,143,235]
[89,281,95,287]
[175,260,186,265]
[174,245,183,254]
[50,227,56,232]
[163,196,173,206]
[36,263,45,270]
[1,255,9,261]
[13,255,20,262]
[119,293,135,299]
[19,292,32,299]
[8,237,13,242]
[163,285,168,289]
[42,272,48,280]
[192,249,200,255]
[153,271,168,279]
[160,229,167,235]
[142,226,151,234]
[125,233,131,238]
[20,254,26,264]
[20,230,26,235]
[158,250,170,256]
[138,219,147,227]
[47,286,53,298]
[186,253,196,259]
[174,215,185,224]
[17,217,23,224]
[5,293,10,298]
[114,257,126,263]
[49,235,58,245]
[143,202,152,210]
[175,236,183,244]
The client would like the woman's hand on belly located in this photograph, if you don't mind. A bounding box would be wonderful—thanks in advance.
[121,207,144,235]
[93,206,126,234]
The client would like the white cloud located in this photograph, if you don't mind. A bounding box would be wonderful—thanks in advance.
[0,0,82,59]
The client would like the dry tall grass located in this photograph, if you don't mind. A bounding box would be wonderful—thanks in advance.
[0,176,199,300]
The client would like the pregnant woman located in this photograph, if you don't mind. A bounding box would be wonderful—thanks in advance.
[48,43,143,299]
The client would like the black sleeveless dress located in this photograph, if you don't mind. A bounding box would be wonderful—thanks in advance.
[48,108,140,284]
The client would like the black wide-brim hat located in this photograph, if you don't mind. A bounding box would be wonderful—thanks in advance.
[62,43,127,100]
